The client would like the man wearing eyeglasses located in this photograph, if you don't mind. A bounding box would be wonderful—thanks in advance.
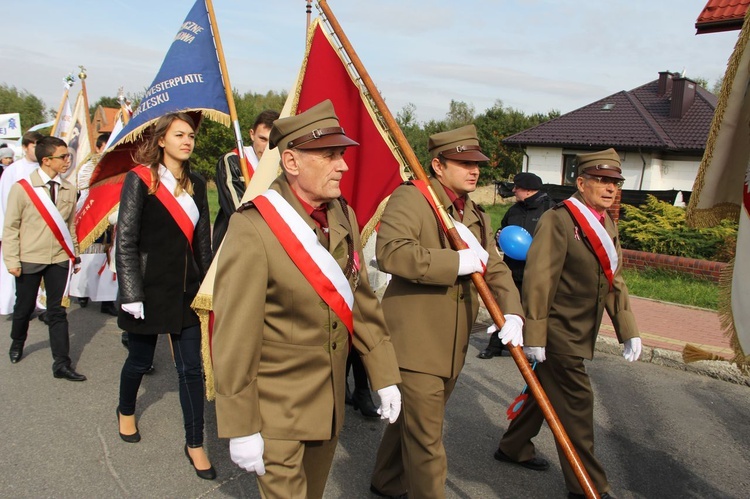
[3,136,85,381]
[492,148,640,499]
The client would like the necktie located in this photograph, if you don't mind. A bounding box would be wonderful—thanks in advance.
[453,197,465,221]
[48,181,56,204]
[310,208,329,237]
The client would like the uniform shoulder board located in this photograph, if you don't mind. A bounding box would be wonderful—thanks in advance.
[237,200,256,213]
[553,201,566,210]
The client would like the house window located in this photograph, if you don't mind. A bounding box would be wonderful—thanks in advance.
[562,154,577,185]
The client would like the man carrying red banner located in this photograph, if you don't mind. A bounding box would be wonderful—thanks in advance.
[212,109,279,252]
[211,100,402,499]
[3,136,85,381]
[370,125,524,499]
[493,148,641,499]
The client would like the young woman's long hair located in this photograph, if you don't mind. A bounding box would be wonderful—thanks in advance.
[134,112,197,196]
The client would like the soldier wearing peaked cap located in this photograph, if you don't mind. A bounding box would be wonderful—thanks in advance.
[492,147,640,498]
[370,125,524,498]
[211,99,402,499]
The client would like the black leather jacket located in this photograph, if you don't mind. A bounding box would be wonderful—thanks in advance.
[116,168,212,335]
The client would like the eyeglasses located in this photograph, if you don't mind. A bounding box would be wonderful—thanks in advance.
[583,174,624,189]
[47,153,72,161]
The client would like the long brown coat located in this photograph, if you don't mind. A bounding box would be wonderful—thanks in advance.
[212,176,401,441]
[523,191,639,357]
[375,178,523,378]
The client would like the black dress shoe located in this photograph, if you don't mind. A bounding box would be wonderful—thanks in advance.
[9,342,24,363]
[116,408,141,443]
[370,484,407,498]
[78,297,89,308]
[184,445,217,480]
[494,448,549,471]
[53,366,87,381]
[352,387,379,418]
[100,301,118,316]
[477,347,503,359]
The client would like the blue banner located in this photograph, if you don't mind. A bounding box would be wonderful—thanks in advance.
[110,0,229,145]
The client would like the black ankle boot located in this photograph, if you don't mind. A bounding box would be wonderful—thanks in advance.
[352,387,379,418]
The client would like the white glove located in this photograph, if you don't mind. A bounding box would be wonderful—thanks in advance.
[230,433,266,475]
[523,346,546,363]
[623,337,642,362]
[498,314,524,347]
[377,385,401,424]
[457,248,483,276]
[121,301,145,320]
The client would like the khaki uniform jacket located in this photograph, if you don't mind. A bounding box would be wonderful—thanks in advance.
[212,176,401,441]
[3,169,79,269]
[523,192,639,359]
[376,178,523,378]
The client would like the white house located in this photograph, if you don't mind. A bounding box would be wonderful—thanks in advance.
[504,71,717,193]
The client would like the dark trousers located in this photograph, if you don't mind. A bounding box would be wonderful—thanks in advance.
[118,324,205,447]
[346,349,369,390]
[10,264,71,372]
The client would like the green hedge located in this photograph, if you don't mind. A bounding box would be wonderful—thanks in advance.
[619,196,737,262]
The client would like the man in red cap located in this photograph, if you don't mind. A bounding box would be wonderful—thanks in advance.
[370,125,524,498]
[493,148,641,499]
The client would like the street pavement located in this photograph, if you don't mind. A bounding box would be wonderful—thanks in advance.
[1,297,748,498]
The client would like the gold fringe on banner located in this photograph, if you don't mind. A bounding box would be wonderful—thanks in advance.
[687,9,750,228]
[717,258,750,372]
[192,292,215,401]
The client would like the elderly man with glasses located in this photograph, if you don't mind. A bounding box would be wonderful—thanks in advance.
[491,148,641,499]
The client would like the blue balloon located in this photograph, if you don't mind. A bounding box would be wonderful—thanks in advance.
[497,225,532,261]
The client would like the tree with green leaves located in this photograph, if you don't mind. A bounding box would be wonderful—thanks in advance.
[0,83,50,133]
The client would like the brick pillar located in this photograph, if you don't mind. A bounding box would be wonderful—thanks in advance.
[607,189,622,224]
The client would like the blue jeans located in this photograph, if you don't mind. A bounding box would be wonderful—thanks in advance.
[118,324,205,447]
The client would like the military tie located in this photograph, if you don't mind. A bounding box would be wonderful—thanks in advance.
[453,197,465,221]
[310,208,329,238]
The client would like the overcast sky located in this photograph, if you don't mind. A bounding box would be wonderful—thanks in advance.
[1,0,740,124]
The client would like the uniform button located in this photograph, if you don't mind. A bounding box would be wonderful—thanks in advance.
[332,321,338,329]
[459,293,465,300]
[332,342,337,350]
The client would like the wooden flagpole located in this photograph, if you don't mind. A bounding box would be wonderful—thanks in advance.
[205,0,251,187]
[316,1,598,497]
[50,77,73,137]
[77,66,97,148]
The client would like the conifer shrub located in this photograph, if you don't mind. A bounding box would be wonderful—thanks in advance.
[619,196,737,262]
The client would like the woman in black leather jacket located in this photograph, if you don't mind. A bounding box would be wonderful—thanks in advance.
[115,112,215,479]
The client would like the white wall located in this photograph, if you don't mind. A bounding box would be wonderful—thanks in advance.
[521,147,700,192]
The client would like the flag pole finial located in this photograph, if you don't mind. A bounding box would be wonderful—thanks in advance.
[78,65,87,80]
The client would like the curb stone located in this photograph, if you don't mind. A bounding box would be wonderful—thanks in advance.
[475,306,750,387]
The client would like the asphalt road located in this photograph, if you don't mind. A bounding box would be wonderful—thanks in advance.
[1,305,749,498]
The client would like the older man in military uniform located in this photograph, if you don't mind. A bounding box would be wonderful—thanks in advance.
[370,125,524,499]
[493,148,641,499]
[212,100,402,499]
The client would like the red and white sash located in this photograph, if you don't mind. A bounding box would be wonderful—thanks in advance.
[133,165,199,247]
[253,189,354,335]
[17,179,75,261]
[562,197,618,288]
[411,180,489,271]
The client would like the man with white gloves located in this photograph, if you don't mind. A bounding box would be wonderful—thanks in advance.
[212,101,402,499]
[494,148,641,499]
[370,125,524,499]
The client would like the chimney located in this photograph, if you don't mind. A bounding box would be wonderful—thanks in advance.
[670,77,696,118]
[657,71,674,96]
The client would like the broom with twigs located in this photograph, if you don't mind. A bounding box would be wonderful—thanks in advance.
[682,344,727,363]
